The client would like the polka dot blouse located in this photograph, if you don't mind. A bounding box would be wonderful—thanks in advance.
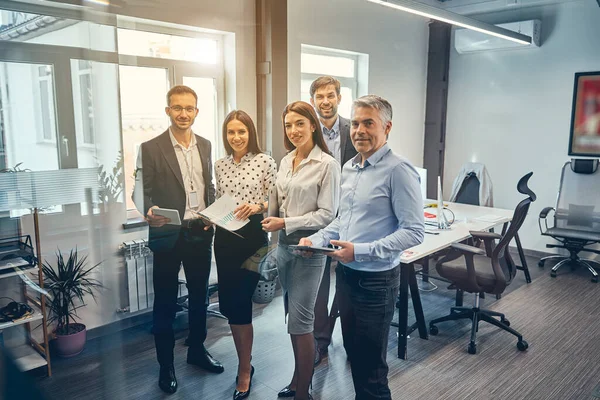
[215,152,277,206]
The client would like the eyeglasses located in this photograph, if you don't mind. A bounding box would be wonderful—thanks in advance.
[169,106,196,114]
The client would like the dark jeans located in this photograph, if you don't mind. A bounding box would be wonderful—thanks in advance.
[152,227,213,366]
[314,256,333,351]
[337,264,400,400]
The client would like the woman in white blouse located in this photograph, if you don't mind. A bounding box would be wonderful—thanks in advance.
[214,110,276,400]
[262,101,341,400]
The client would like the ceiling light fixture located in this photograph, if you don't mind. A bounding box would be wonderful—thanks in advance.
[367,0,532,45]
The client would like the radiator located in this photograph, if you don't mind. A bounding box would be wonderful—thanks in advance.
[121,239,154,313]
[120,239,191,313]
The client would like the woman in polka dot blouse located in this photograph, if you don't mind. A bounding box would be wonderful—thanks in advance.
[213,110,276,399]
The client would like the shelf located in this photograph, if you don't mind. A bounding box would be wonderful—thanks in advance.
[11,344,48,372]
[0,304,44,330]
[0,266,38,281]
[0,257,32,272]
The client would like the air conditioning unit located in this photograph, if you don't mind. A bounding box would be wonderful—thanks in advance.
[454,20,541,54]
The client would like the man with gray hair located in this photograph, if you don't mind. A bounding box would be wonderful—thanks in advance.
[299,95,424,399]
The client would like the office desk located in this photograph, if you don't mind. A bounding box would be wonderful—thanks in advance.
[395,202,514,359]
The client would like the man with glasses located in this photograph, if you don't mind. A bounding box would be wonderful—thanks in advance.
[309,76,357,366]
[134,85,223,395]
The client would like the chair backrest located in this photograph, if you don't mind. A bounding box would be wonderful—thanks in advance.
[554,159,600,235]
[455,172,480,206]
[491,172,536,291]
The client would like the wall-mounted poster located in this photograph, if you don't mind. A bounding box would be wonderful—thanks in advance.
[569,71,600,156]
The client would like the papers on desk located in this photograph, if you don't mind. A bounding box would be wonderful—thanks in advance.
[195,194,249,234]
[474,214,504,223]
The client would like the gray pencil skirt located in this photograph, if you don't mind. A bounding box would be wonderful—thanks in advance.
[277,230,327,335]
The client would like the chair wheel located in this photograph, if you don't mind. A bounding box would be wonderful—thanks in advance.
[550,271,557,278]
[538,260,544,268]
[517,340,528,351]
[592,277,598,283]
[502,319,510,327]
[429,325,439,336]
[468,342,477,354]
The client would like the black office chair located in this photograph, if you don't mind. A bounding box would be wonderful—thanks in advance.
[429,172,536,354]
[452,164,531,283]
[538,159,600,283]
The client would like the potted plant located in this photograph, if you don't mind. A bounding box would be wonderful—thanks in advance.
[42,248,104,357]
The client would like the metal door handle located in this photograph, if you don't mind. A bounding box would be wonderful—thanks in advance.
[61,135,69,157]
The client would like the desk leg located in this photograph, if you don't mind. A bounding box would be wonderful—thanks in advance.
[409,264,428,339]
[397,262,410,359]
[514,232,531,283]
[421,256,429,283]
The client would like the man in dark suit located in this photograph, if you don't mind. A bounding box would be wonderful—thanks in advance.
[309,76,358,365]
[134,85,223,395]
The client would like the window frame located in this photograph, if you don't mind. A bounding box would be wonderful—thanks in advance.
[300,45,361,102]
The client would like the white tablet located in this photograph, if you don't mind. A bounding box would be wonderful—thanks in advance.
[152,207,182,226]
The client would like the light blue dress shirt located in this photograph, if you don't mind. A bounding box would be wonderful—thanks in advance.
[309,143,425,272]
[321,117,341,165]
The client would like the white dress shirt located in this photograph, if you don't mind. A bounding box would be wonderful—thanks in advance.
[321,116,341,165]
[215,152,277,206]
[169,129,206,220]
[269,145,341,234]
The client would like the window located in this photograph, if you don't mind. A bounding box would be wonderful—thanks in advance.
[300,45,368,119]
[37,65,57,142]
[76,60,95,145]
[116,24,225,214]
[1,7,227,218]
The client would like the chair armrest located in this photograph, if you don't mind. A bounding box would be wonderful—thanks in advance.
[469,231,502,240]
[436,244,485,293]
[469,231,501,257]
[538,207,555,235]
[539,207,555,219]
[450,242,486,255]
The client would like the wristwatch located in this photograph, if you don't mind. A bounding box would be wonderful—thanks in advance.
[257,203,266,214]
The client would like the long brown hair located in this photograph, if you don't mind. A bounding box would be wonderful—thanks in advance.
[282,101,330,153]
[222,110,262,156]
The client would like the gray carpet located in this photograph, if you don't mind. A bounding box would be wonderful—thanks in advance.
[33,255,600,400]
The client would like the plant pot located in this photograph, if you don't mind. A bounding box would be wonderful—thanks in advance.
[53,323,87,358]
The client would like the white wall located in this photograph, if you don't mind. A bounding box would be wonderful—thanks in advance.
[444,0,600,253]
[288,0,430,167]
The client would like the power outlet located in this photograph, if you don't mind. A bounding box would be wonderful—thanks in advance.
[507,0,519,5]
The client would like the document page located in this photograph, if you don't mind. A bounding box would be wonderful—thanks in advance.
[197,194,249,232]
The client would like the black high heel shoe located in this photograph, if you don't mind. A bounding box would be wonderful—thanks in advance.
[277,385,296,398]
[233,365,254,400]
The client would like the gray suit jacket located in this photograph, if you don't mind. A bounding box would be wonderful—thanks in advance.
[339,116,358,168]
[135,129,215,251]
